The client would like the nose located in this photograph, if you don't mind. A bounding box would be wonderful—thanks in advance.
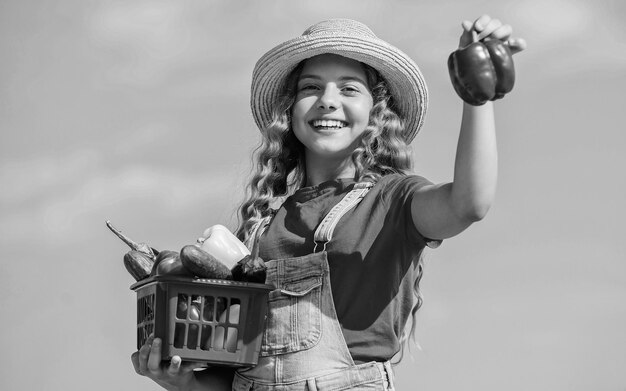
[317,85,340,111]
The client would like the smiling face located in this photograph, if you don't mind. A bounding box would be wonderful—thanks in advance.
[291,54,374,163]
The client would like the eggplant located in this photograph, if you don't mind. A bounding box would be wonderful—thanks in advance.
[231,224,267,283]
[123,250,154,281]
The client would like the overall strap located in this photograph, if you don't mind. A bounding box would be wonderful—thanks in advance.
[313,182,374,252]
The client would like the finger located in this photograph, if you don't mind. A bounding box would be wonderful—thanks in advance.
[473,14,492,34]
[459,20,476,48]
[476,18,503,41]
[138,334,155,374]
[506,37,528,54]
[131,351,141,375]
[166,355,182,377]
[485,24,513,41]
[147,337,163,375]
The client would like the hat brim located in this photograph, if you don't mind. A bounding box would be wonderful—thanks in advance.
[251,33,428,143]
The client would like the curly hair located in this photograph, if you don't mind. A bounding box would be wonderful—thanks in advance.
[236,62,414,241]
[235,62,305,243]
[351,65,413,183]
[236,59,425,355]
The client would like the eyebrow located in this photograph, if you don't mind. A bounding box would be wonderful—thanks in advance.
[298,74,368,85]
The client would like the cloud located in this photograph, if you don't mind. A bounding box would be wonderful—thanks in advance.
[511,0,590,39]
[0,148,246,249]
[110,122,172,155]
[0,119,175,208]
[0,148,102,205]
[87,0,193,86]
[507,0,626,77]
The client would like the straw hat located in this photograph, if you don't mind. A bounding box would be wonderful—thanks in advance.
[250,18,428,143]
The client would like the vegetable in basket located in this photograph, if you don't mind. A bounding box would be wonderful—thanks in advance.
[123,251,154,281]
[151,250,194,277]
[107,220,159,281]
[231,223,267,283]
[180,244,233,280]
[106,220,158,258]
[196,225,250,269]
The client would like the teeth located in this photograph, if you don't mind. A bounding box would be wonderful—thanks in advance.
[312,120,346,128]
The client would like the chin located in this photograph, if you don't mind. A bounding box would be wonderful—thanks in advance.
[308,145,354,160]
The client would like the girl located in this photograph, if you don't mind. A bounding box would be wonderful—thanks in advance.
[132,16,526,390]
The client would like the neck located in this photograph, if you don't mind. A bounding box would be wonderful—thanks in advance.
[304,154,356,187]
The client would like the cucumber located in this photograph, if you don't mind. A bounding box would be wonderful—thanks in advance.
[179,245,232,280]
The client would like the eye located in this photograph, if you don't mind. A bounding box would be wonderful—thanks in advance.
[298,83,320,92]
[341,85,361,95]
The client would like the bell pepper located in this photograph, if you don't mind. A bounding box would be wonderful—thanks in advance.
[151,250,194,277]
[447,38,516,106]
[196,225,250,269]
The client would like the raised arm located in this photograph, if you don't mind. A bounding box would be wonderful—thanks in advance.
[411,15,526,240]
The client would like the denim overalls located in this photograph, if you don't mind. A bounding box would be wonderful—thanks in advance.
[234,182,396,391]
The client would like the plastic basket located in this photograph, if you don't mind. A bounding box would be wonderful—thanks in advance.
[130,275,272,367]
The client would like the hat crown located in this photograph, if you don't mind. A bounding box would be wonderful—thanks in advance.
[302,19,377,39]
[252,19,428,143]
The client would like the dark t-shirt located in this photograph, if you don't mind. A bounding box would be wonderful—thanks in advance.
[258,173,441,363]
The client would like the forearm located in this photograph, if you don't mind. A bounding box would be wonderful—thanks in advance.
[411,15,523,239]
[450,101,497,221]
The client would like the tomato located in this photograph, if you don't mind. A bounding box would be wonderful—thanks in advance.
[153,251,194,277]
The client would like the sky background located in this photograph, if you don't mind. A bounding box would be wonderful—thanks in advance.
[1,0,625,390]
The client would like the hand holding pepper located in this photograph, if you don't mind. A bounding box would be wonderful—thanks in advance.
[448,15,527,105]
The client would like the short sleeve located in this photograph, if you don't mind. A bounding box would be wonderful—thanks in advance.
[379,174,443,249]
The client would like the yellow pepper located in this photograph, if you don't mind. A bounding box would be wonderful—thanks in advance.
[196,225,250,269]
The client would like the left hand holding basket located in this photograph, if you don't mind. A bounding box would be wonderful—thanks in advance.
[131,334,206,390]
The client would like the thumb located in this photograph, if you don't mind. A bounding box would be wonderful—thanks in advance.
[458,20,476,49]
